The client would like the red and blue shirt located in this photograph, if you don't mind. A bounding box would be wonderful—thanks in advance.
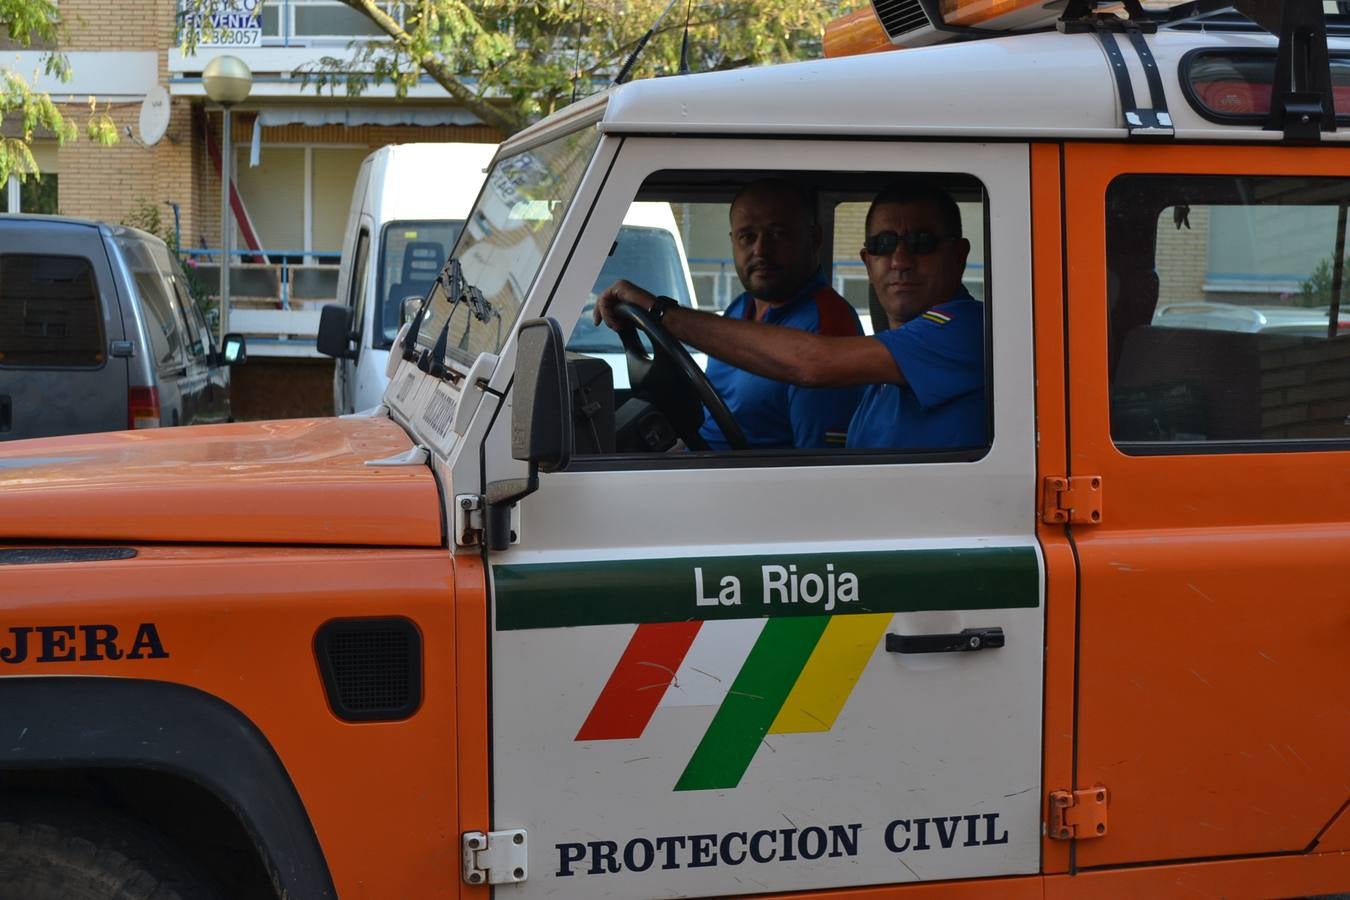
[699,276,864,450]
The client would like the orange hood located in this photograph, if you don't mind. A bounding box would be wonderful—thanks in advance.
[0,417,443,547]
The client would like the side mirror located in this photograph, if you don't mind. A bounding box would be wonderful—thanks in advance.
[221,333,247,365]
[485,317,572,551]
[316,304,357,359]
[512,317,572,473]
[401,295,423,326]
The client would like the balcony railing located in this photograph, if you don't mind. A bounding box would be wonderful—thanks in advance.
[185,248,339,358]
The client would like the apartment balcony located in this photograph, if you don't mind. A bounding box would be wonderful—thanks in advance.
[186,248,339,358]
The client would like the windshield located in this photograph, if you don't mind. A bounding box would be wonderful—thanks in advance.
[565,224,694,354]
[413,126,602,367]
[375,220,464,349]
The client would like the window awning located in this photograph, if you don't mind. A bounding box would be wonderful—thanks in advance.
[249,105,484,165]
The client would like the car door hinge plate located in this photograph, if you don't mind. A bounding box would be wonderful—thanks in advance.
[462,829,528,885]
[1048,787,1109,840]
[455,494,484,547]
[1042,475,1103,525]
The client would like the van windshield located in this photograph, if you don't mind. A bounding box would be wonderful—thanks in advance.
[413,125,601,368]
[375,220,465,349]
[566,224,694,354]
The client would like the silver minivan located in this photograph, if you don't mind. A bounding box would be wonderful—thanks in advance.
[0,214,245,441]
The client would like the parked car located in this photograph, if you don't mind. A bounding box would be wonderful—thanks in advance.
[318,142,697,412]
[1153,299,1350,336]
[0,214,245,440]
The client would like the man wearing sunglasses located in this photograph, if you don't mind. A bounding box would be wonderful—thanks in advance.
[694,178,865,450]
[596,179,985,450]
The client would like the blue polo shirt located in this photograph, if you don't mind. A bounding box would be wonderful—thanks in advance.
[700,277,864,450]
[845,293,987,450]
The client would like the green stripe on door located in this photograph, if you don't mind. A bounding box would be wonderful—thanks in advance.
[674,616,829,792]
[494,547,1039,631]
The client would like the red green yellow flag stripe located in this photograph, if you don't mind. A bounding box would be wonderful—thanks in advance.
[769,612,892,734]
[576,620,702,741]
[674,616,830,792]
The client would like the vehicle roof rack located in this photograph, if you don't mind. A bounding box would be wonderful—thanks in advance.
[1059,1,1338,142]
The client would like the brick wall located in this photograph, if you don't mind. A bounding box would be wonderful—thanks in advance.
[1154,204,1211,305]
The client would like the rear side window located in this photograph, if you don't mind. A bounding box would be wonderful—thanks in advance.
[118,237,184,370]
[0,254,105,368]
[1107,174,1350,450]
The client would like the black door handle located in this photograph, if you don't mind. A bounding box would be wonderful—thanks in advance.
[885,627,1004,654]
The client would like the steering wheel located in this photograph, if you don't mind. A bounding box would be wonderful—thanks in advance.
[612,301,748,451]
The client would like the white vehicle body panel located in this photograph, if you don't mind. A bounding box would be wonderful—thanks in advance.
[408,136,1047,898]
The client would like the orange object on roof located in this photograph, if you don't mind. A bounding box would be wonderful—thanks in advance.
[0,417,443,546]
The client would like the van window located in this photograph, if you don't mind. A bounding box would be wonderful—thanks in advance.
[151,243,209,361]
[375,220,461,349]
[0,254,105,368]
[1107,174,1350,448]
[117,237,185,371]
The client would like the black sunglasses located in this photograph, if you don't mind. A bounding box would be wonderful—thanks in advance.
[863,230,952,257]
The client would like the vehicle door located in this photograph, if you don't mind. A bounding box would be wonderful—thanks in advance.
[1063,143,1350,867]
[335,223,372,414]
[150,240,224,425]
[0,222,127,439]
[470,136,1044,898]
[116,235,191,426]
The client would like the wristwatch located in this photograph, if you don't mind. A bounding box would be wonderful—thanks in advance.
[648,295,680,324]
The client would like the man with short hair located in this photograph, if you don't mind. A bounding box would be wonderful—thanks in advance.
[691,178,864,450]
[597,179,985,450]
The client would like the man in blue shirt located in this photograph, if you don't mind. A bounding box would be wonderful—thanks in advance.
[698,179,864,449]
[597,179,986,451]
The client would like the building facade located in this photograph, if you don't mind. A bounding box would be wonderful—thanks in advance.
[4,0,498,413]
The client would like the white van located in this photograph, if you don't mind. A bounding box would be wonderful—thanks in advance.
[320,143,696,413]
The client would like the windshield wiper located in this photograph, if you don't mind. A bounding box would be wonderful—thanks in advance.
[410,258,502,382]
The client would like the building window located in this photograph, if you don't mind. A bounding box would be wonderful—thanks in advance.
[5,173,58,214]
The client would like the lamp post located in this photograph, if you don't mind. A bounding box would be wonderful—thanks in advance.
[202,55,252,337]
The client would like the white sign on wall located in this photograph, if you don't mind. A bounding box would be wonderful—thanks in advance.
[185,0,263,48]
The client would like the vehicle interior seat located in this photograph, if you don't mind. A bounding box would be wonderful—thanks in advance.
[1111,325,1262,442]
[384,241,446,334]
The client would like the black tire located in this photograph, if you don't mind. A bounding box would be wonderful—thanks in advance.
[0,804,224,900]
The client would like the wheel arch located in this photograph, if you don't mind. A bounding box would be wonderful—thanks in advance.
[0,676,335,898]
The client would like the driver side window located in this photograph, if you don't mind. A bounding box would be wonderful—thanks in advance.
[561,170,991,465]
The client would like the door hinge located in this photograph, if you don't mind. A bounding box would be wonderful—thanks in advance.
[1048,787,1109,840]
[462,829,528,885]
[1042,475,1103,525]
[454,494,484,547]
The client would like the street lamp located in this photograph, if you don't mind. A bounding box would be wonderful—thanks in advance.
[202,55,252,337]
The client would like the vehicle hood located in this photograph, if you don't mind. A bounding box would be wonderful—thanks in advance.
[0,417,442,546]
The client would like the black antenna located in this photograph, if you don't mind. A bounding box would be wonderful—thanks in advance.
[677,0,694,75]
[571,0,586,103]
[613,0,682,86]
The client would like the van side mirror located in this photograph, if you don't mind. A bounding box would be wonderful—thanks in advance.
[222,333,247,365]
[316,305,357,359]
[402,295,423,326]
[485,317,572,551]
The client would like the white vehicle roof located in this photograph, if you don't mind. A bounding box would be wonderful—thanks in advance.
[365,142,498,223]
[503,27,1350,153]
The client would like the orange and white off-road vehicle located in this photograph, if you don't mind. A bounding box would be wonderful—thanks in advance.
[1,2,1347,897]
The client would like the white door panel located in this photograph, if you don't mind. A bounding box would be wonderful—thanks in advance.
[476,137,1041,898]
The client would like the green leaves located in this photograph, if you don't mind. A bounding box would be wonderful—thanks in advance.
[1,0,118,184]
[179,0,861,136]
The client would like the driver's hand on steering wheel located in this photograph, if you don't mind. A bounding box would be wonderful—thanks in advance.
[595,279,656,329]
